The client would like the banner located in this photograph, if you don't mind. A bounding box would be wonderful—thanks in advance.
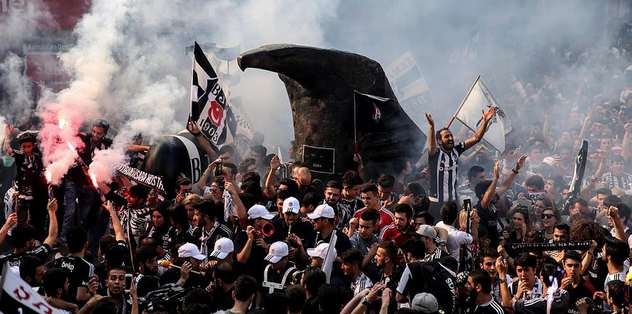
[190,42,237,149]
[116,164,165,194]
[0,263,65,314]
[454,76,510,153]
[510,241,590,253]
[302,145,335,174]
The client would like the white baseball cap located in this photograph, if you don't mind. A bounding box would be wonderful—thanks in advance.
[264,241,289,264]
[307,204,335,220]
[248,204,275,220]
[210,237,234,260]
[178,243,206,260]
[307,243,336,260]
[411,292,439,313]
[282,197,300,214]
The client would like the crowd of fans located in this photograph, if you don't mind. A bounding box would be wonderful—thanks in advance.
[2,58,632,314]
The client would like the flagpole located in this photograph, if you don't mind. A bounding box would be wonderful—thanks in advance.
[446,74,481,129]
[353,90,359,154]
[189,42,197,123]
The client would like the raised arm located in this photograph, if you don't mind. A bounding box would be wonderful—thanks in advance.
[263,155,280,198]
[187,118,218,161]
[425,113,437,155]
[497,155,527,195]
[481,161,500,209]
[43,199,59,247]
[106,201,126,242]
[463,106,497,150]
[225,181,247,222]
[0,212,17,246]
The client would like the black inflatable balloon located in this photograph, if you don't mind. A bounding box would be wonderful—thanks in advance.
[143,132,209,199]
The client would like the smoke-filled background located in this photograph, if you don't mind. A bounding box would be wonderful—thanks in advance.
[1,0,632,180]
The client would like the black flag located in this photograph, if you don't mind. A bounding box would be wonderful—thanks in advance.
[563,140,588,211]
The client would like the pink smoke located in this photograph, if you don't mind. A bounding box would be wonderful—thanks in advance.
[38,101,87,185]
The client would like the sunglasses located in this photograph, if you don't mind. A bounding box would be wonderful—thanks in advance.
[541,214,555,219]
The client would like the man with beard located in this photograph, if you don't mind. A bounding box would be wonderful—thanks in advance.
[425,108,497,217]
[61,119,112,244]
[209,261,236,311]
[323,180,352,230]
[282,196,316,252]
[191,200,232,257]
[465,270,505,313]
[134,246,160,298]
[309,204,352,255]
[43,267,80,312]
[340,248,373,295]
[380,204,416,247]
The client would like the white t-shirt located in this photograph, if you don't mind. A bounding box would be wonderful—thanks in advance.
[435,221,472,261]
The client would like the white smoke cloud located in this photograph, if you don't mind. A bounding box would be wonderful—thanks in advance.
[5,0,625,183]
[0,53,33,121]
[33,0,339,183]
[37,0,131,184]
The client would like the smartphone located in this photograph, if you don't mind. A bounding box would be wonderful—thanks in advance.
[125,273,133,291]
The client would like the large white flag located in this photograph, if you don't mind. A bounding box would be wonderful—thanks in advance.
[454,76,510,153]
[0,263,66,314]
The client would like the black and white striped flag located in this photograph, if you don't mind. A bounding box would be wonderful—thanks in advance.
[190,42,237,149]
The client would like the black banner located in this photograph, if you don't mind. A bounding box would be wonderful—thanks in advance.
[116,164,165,194]
[302,145,335,174]
[510,241,591,253]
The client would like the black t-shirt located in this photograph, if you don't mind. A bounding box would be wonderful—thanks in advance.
[406,260,456,314]
[67,133,112,183]
[3,244,53,270]
[565,278,596,313]
[51,255,95,303]
[471,300,505,314]
[211,286,234,312]
[475,201,500,247]
[280,218,316,249]
[233,230,267,283]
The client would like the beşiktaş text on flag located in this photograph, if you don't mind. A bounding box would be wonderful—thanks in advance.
[190,42,237,148]
[454,76,510,153]
[0,263,65,314]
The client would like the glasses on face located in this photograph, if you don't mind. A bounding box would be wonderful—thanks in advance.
[541,214,555,219]
[483,262,494,266]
